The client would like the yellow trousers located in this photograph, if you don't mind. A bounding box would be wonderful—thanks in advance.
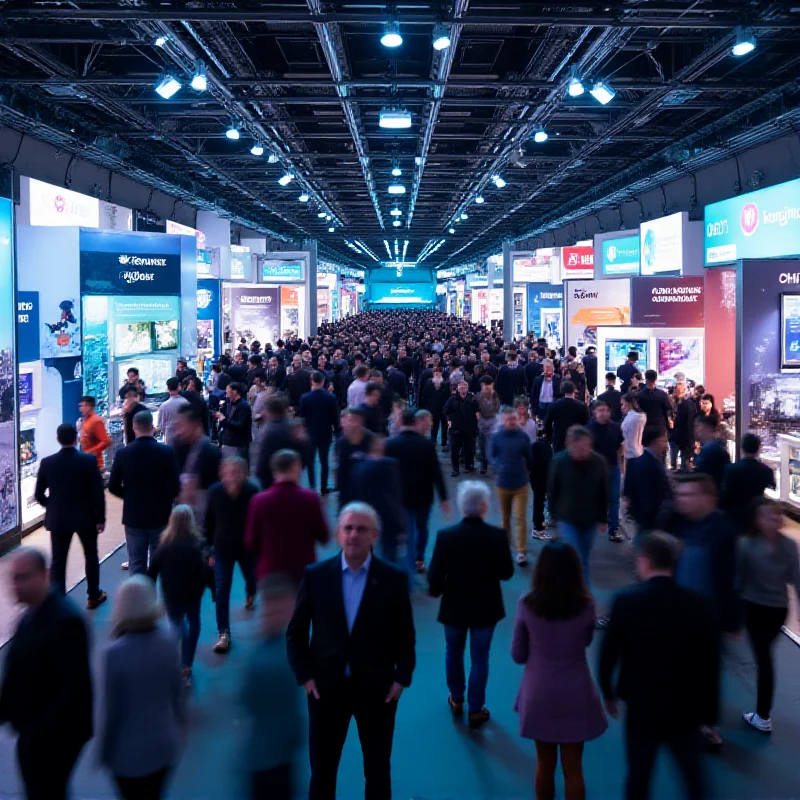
[497,485,529,554]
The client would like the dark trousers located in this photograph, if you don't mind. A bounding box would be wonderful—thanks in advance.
[114,768,170,799]
[669,441,693,472]
[444,625,496,712]
[308,678,398,800]
[17,736,85,800]
[744,600,787,719]
[165,599,202,668]
[308,438,332,491]
[531,482,546,530]
[450,431,475,472]
[625,724,705,800]
[251,763,293,800]
[430,414,447,447]
[50,528,101,600]
[214,552,257,633]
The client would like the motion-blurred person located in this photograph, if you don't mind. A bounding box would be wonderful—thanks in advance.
[121,384,147,446]
[298,370,340,493]
[443,380,479,476]
[636,370,672,435]
[287,355,312,411]
[693,415,731,494]
[358,382,385,435]
[78,395,111,471]
[623,428,672,539]
[596,373,622,423]
[335,407,373,508]
[670,381,697,472]
[583,346,598,397]
[413,408,433,437]
[530,428,553,542]
[419,366,450,449]
[544,380,589,454]
[216,381,253,461]
[428,481,513,729]
[515,398,538,442]
[255,395,300,489]
[156,378,189,444]
[620,392,646,461]
[0,549,93,800]
[100,575,185,799]
[721,433,776,528]
[346,364,370,408]
[616,350,640,395]
[589,400,624,543]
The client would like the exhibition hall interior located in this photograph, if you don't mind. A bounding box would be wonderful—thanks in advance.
[1,2,800,799]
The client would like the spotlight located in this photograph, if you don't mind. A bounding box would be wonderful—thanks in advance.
[299,194,310,203]
[491,175,507,188]
[390,207,402,217]
[250,142,264,156]
[460,212,468,220]
[267,153,279,164]
[432,23,451,51]
[278,173,294,186]
[475,196,485,204]
[388,184,406,195]
[154,35,168,48]
[328,227,335,233]
[448,228,456,234]
[379,108,412,129]
[567,66,584,97]
[732,26,756,57]
[190,60,208,92]
[391,163,402,177]
[225,121,240,140]
[326,215,332,221]
[393,220,402,227]
[154,73,181,99]
[589,80,615,105]
[533,127,548,143]
[317,212,327,218]
[381,22,403,48]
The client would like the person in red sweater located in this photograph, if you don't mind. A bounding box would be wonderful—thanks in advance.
[79,396,111,471]
[245,449,331,584]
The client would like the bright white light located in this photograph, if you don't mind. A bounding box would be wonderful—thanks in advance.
[317,211,327,218]
[267,153,279,164]
[328,227,335,233]
[492,175,507,188]
[388,184,406,195]
[732,27,756,56]
[393,220,402,227]
[154,35,167,47]
[533,127,548,143]
[432,23,451,51]
[567,66,584,97]
[155,74,181,99]
[326,215,332,221]
[190,61,207,92]
[299,194,310,202]
[390,207,402,217]
[589,80,615,105]
[379,108,412,129]
[381,23,403,48]
[250,142,264,156]
[475,196,485,204]
[226,122,240,140]
[278,173,294,186]
[460,212,468,220]
[415,156,422,166]
[448,228,455,234]
[391,165,402,177]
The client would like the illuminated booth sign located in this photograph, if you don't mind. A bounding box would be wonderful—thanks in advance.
[602,236,640,276]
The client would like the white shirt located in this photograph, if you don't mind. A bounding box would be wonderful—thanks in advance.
[539,378,554,405]
[347,379,369,409]
[157,395,189,444]
[621,409,646,459]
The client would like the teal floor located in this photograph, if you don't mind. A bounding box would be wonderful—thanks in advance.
[2,467,800,799]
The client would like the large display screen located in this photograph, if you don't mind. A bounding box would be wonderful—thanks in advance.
[115,321,151,356]
[640,213,683,276]
[602,236,640,275]
[705,177,800,266]
[369,284,436,305]
[781,294,800,370]
[117,357,174,397]
[605,339,648,372]
[153,319,178,351]
[658,337,703,382]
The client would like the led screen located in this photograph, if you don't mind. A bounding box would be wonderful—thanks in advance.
[153,319,178,351]
[605,339,648,373]
[369,284,436,305]
[781,294,800,370]
[657,337,703,382]
[115,321,151,356]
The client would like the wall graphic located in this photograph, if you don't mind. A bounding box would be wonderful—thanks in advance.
[631,277,704,327]
[231,287,280,348]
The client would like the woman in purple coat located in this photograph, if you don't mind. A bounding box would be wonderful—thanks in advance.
[511,541,607,800]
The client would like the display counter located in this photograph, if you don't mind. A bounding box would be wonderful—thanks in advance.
[776,434,800,511]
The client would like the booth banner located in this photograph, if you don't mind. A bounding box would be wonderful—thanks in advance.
[631,277,703,327]
[561,246,594,280]
[705,177,800,265]
[80,230,181,296]
[197,280,221,356]
[527,285,563,348]
[640,212,684,276]
[601,236,640,276]
[704,269,736,413]
[566,279,631,349]
[17,291,40,364]
[513,254,551,283]
[262,259,304,282]
[231,287,279,347]
[23,177,100,228]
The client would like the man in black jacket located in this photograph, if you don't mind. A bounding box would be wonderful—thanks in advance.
[298,372,340,493]
[596,372,623,423]
[216,381,252,461]
[287,355,312,410]
[622,427,672,537]
[226,350,248,383]
[496,353,525,407]
[109,409,180,575]
[544,380,589,453]
[616,350,640,394]
[694,416,731,494]
[0,548,93,799]
[583,346,598,397]
[636,370,672,434]
[428,481,513,729]
[669,381,697,472]
[721,433,776,529]
[34,423,107,608]
[287,503,416,800]
[442,380,480,476]
[530,359,561,420]
[523,349,543,393]
[256,395,303,489]
[598,532,717,800]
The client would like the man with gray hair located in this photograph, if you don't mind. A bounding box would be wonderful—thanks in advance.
[530,357,561,420]
[427,481,514,729]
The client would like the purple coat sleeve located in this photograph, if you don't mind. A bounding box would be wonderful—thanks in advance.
[511,599,530,665]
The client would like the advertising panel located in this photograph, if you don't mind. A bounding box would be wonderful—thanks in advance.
[526,286,563,348]
[705,177,800,265]
[512,254,551,283]
[17,291,40,364]
[640,212,684,276]
[280,285,299,335]
[566,279,631,350]
[601,236,640,276]
[197,280,220,357]
[781,294,800,370]
[261,259,305,281]
[24,176,100,228]
[658,337,704,382]
[231,287,280,347]
[561,246,594,280]
[605,339,649,374]
[631,276,704,327]
[370,284,436,305]
[230,244,250,280]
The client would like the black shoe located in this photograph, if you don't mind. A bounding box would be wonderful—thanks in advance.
[468,707,491,729]
[321,487,330,496]
[465,467,475,474]
[480,467,487,475]
[450,470,460,477]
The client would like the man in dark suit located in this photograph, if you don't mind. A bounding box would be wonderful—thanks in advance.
[599,532,717,800]
[636,370,672,434]
[0,548,93,799]
[287,503,416,800]
[721,433,776,528]
[215,381,252,461]
[583,346,598,397]
[385,361,408,400]
[670,382,697,472]
[496,353,525,407]
[428,480,513,729]
[544,380,589,453]
[622,427,672,537]
[530,359,561,420]
[109,409,180,575]
[287,355,312,410]
[596,372,623,423]
[523,349,543,393]
[257,395,302,489]
[616,350,640,394]
[34,423,107,609]
[226,350,248,383]
[694,416,731,494]
[298,371,340,493]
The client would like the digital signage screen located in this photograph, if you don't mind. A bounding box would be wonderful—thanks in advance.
[602,236,640,276]
[658,337,703,383]
[605,339,648,373]
[153,319,178,351]
[370,284,436,305]
[115,321,151,356]
[781,293,800,370]
[705,177,800,266]
[640,212,683,276]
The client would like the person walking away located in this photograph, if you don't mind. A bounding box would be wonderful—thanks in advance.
[548,426,609,589]
[346,364,371,408]
[635,370,672,435]
[428,481,513,729]
[738,497,800,734]
[694,416,731,495]
[205,457,259,654]
[256,395,301,489]
[476,375,500,473]
[420,366,451,450]
[78,395,111,471]
[620,392,646,462]
[530,358,561,421]
[596,373,622,423]
[497,352,525,407]
[599,533,717,800]
[99,575,185,799]
[298,371,340,493]
[216,381,253,462]
[121,385,147,445]
[616,350,639,395]
[157,377,189,444]
[246,449,330,586]
[670,382,697,472]
[544,380,589,454]
[0,549,93,800]
[240,574,305,800]
[442,380,479,476]
[148,505,207,686]
[721,433,776,530]
[109,409,181,575]
[286,503,416,800]
[34,422,107,608]
[512,541,607,800]
[287,356,312,412]
[335,407,373,508]
[491,407,533,566]
[530,428,553,543]
[583,346,598,398]
[622,427,672,539]
[358,382,385,434]
[589,400,624,543]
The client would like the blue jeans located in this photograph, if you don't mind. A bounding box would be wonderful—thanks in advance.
[166,599,202,668]
[608,465,621,529]
[406,506,432,567]
[444,625,496,713]
[214,553,257,634]
[124,526,164,576]
[558,522,598,588]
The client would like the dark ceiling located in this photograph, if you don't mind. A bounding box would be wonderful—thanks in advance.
[0,1,798,270]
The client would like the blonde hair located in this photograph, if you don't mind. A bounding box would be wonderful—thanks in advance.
[159,504,203,547]
[110,575,163,638]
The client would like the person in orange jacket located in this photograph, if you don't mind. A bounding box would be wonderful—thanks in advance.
[79,395,111,472]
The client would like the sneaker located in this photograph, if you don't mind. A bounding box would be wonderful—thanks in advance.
[743,711,772,734]
[245,595,256,611]
[213,633,231,654]
[87,591,107,611]
[468,707,491,729]
[415,560,426,574]
[120,561,129,571]
[516,552,528,566]
[448,695,464,715]
[531,529,552,541]
[608,528,624,543]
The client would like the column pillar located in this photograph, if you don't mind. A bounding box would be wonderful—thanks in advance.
[305,239,318,337]
[502,240,514,343]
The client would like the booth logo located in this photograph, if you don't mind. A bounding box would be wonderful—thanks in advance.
[54,194,66,213]
[607,245,618,262]
[740,203,759,236]
[118,255,168,267]
[119,270,155,284]
[642,229,657,268]
[197,288,212,309]
[240,295,273,304]
[573,288,599,300]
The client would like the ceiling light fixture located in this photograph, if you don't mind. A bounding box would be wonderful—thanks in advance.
[379,107,412,129]
[317,211,327,218]
[278,173,294,186]
[448,228,456,234]
[460,212,468,220]
[299,193,310,203]
[390,207,402,217]
[732,26,756,56]
[589,79,615,105]
[391,163,402,177]
[250,142,264,156]
[533,126,548,143]
[381,22,403,48]
[326,214,332,221]
[225,120,240,140]
[567,65,584,97]
[388,184,407,195]
[190,60,208,92]
[491,174,507,188]
[432,23,452,51]
[267,153,279,164]
[475,196,485,204]
[393,220,402,227]
[154,73,181,99]
[154,35,168,48]
[328,227,335,233]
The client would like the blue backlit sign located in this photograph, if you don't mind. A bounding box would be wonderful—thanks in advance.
[261,259,305,282]
[602,236,640,275]
[704,177,800,266]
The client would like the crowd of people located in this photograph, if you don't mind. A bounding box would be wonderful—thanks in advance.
[1,309,798,800]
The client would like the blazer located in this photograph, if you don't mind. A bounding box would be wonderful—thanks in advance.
[623,450,672,531]
[544,396,590,453]
[350,457,406,539]
[286,368,312,407]
[636,386,672,433]
[721,457,776,525]
[427,517,514,629]
[671,397,697,449]
[256,419,303,489]
[530,374,562,417]
[385,430,448,509]
[205,480,260,558]
[598,576,718,734]
[34,447,105,532]
[174,437,222,491]
[298,388,340,443]
[386,368,408,400]
[287,554,416,695]
[524,360,543,392]
[694,439,731,494]
[496,364,525,406]
[108,436,180,529]
[616,361,638,394]
[220,398,253,448]
[99,626,185,778]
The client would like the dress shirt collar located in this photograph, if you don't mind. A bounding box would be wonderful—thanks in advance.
[341,551,372,575]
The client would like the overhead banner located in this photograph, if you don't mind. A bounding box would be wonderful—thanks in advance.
[704,177,800,265]
[231,286,279,348]
[513,254,551,283]
[566,278,631,350]
[640,212,684,276]
[261,259,305,282]
[23,176,100,228]
[561,246,594,280]
[631,276,704,327]
[601,236,640,276]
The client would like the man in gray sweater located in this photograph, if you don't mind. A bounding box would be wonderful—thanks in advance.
[548,425,609,589]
